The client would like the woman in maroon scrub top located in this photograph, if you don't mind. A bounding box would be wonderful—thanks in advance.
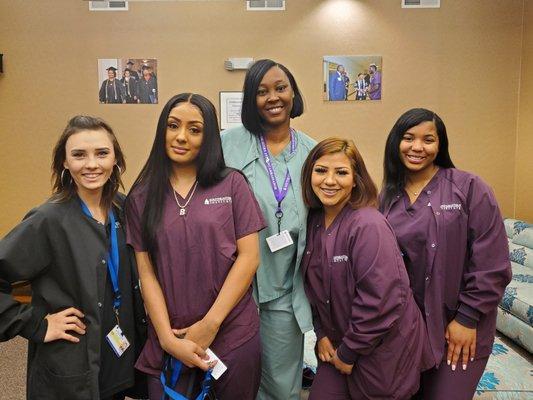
[125,93,266,399]
[300,138,432,400]
[380,108,512,400]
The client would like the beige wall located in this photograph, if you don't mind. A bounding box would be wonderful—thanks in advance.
[0,0,528,234]
[516,0,533,221]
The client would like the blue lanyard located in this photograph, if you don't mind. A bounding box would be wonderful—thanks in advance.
[80,201,121,311]
[258,128,297,234]
[160,357,213,400]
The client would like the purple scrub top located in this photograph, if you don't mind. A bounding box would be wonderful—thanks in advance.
[126,171,266,376]
[302,206,432,398]
[382,168,512,366]
[394,173,441,314]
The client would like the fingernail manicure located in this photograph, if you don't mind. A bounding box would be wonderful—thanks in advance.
[452,364,456,371]
[447,360,450,366]
[471,357,474,362]
[462,364,467,370]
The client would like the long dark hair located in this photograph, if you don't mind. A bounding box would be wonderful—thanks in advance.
[381,108,455,210]
[241,59,304,136]
[51,115,125,211]
[302,138,377,210]
[127,93,226,255]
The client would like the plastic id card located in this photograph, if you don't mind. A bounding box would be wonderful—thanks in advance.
[206,348,227,380]
[106,325,130,357]
[266,230,294,253]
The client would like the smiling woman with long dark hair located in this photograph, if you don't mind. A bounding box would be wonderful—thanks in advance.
[221,59,316,400]
[125,93,266,399]
[380,108,512,399]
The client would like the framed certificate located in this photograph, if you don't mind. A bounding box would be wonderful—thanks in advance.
[219,91,243,130]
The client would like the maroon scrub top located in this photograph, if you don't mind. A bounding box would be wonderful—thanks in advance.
[126,171,266,376]
[382,168,512,366]
[394,171,442,314]
[302,206,432,398]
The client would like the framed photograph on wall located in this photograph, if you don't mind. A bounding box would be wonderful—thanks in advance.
[98,58,158,104]
[219,91,243,130]
[323,55,382,102]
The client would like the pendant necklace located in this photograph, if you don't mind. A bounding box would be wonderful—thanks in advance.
[173,180,198,216]
[405,167,439,197]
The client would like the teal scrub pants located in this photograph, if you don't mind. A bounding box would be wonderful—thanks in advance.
[257,292,304,400]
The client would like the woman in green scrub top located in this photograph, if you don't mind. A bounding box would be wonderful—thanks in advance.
[221,59,316,400]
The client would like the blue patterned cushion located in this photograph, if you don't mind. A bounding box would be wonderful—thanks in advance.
[496,308,533,353]
[503,218,532,240]
[508,242,533,269]
[499,261,533,327]
[513,225,533,249]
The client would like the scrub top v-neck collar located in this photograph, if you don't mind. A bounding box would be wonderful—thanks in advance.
[403,168,443,212]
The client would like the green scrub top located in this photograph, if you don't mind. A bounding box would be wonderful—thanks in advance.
[221,125,315,333]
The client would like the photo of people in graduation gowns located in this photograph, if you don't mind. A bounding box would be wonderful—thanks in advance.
[97,58,158,104]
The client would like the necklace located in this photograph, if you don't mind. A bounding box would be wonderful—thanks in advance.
[405,185,423,196]
[172,180,198,216]
[405,167,439,197]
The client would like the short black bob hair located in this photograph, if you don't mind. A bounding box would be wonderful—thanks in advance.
[380,108,455,210]
[241,59,304,136]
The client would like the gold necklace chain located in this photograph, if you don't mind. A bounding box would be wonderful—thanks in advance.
[405,167,439,196]
[405,184,425,196]
[172,180,199,216]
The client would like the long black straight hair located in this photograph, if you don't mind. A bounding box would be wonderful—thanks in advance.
[127,93,226,255]
[380,108,455,211]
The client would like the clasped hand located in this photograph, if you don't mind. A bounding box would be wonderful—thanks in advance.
[162,318,220,371]
[317,336,353,375]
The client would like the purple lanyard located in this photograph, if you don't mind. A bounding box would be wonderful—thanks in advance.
[259,129,297,234]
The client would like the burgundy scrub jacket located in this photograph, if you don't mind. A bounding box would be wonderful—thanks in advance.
[381,168,512,366]
[302,206,432,399]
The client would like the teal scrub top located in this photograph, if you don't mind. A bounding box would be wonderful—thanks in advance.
[221,125,315,333]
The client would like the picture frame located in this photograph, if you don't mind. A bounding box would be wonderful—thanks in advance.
[97,58,158,104]
[323,55,382,102]
[219,91,244,130]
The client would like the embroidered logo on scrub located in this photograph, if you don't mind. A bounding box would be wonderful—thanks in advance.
[440,203,461,211]
[332,255,349,263]
[204,197,232,205]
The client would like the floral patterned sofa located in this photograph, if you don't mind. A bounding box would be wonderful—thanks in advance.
[498,219,533,352]
[473,218,533,398]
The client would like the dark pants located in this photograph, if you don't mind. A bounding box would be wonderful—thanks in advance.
[147,332,261,400]
[411,356,489,400]
[308,362,350,400]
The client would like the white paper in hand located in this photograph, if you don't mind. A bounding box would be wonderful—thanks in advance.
[206,348,227,380]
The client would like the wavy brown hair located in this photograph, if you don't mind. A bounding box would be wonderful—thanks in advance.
[51,115,125,211]
[301,137,377,210]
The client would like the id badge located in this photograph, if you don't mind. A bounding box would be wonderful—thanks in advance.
[105,325,130,357]
[206,348,227,380]
[266,230,294,253]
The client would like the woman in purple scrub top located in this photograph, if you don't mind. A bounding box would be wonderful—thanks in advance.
[301,138,432,400]
[125,93,266,399]
[380,108,512,400]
